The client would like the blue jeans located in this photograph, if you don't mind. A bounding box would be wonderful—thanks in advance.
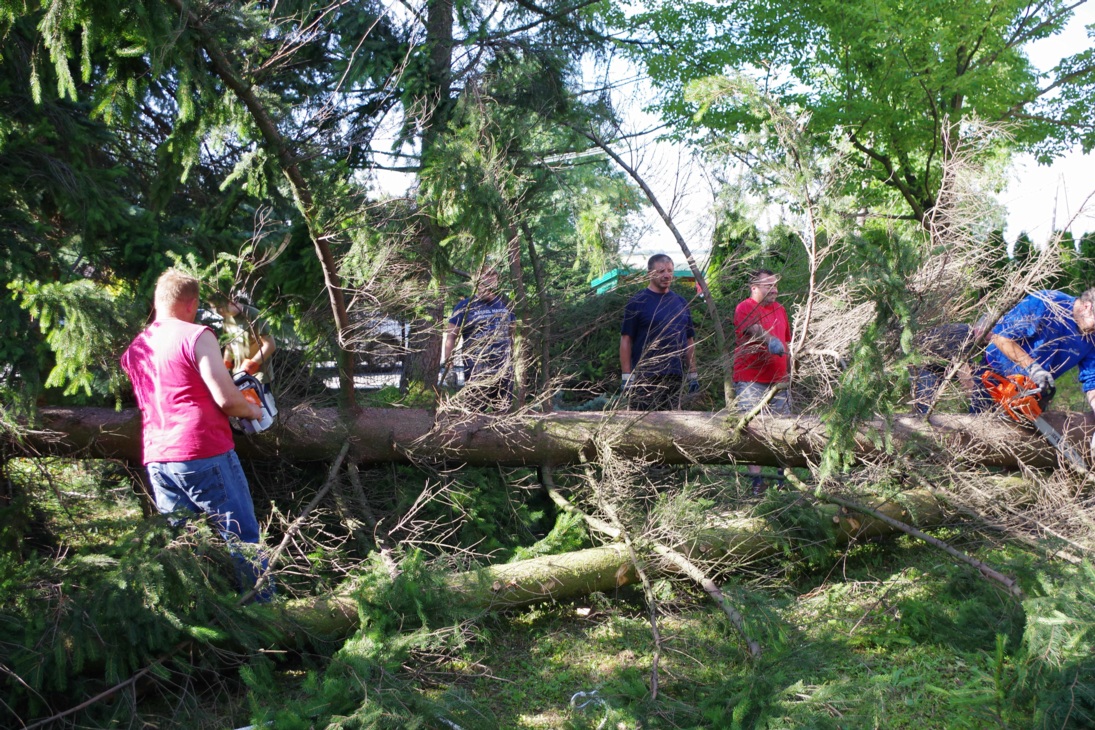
[912,369,942,414]
[147,450,273,600]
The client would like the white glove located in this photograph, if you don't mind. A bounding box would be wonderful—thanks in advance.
[1026,362,1055,392]
[621,373,633,391]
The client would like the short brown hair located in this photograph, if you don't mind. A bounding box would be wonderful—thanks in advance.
[154,269,200,312]
[647,254,673,271]
[749,269,778,286]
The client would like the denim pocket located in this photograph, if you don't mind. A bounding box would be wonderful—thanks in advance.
[176,462,228,513]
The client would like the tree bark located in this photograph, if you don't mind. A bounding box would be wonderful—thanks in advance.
[16,407,1095,470]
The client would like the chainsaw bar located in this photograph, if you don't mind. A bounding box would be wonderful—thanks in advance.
[1031,416,1090,474]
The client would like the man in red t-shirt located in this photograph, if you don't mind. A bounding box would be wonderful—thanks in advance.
[733,269,791,491]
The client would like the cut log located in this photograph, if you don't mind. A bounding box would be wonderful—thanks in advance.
[16,406,1095,470]
[277,489,949,642]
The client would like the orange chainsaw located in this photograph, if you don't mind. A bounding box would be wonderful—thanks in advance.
[981,370,1088,473]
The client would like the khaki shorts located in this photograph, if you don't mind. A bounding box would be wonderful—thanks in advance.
[733,381,791,415]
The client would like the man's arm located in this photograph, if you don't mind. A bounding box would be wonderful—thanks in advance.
[685,336,696,373]
[742,322,768,340]
[989,334,1035,369]
[735,303,773,343]
[195,330,263,420]
[238,333,277,375]
[253,333,276,365]
[440,323,458,366]
[620,335,632,374]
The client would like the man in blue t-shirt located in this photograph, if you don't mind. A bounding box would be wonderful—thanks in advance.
[975,289,1095,417]
[440,268,516,409]
[619,254,697,410]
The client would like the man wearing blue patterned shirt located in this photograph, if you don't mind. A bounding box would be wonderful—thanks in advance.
[441,268,516,409]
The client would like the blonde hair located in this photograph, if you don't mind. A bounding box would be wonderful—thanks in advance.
[154,269,200,313]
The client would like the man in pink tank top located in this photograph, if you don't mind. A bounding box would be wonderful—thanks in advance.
[121,269,272,601]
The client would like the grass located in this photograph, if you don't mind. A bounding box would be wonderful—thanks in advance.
[3,459,1088,729]
[432,534,1038,729]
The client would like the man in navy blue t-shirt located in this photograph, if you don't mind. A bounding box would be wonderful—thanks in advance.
[441,268,516,409]
[619,254,697,410]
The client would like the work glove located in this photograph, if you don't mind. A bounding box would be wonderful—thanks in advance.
[687,372,700,394]
[224,358,235,372]
[242,358,261,376]
[767,337,786,356]
[621,373,633,391]
[1026,362,1055,394]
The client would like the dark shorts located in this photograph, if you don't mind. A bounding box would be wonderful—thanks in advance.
[627,374,685,411]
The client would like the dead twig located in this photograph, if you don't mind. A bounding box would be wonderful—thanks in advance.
[245,440,351,603]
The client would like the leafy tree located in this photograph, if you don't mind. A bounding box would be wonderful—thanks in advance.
[631,0,1095,227]
[1013,230,1036,266]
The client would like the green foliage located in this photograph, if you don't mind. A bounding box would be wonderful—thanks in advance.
[509,508,590,562]
[892,567,1026,651]
[633,0,1095,223]
[706,207,766,302]
[390,467,550,559]
[755,493,838,569]
[0,513,275,723]
[417,46,641,283]
[245,549,492,729]
[820,226,922,474]
[1051,230,1095,292]
[550,284,634,391]
[10,278,137,401]
[1016,561,1095,727]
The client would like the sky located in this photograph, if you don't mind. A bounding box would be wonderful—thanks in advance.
[999,5,1095,243]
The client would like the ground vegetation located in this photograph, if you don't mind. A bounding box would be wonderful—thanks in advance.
[2,0,1095,728]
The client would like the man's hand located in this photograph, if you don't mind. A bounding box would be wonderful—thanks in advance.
[1027,362,1055,393]
[224,358,235,372]
[687,372,699,394]
[767,337,786,356]
[621,373,632,391]
[242,358,261,376]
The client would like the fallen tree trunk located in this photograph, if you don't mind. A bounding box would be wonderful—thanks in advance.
[15,406,1095,470]
[281,489,949,638]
